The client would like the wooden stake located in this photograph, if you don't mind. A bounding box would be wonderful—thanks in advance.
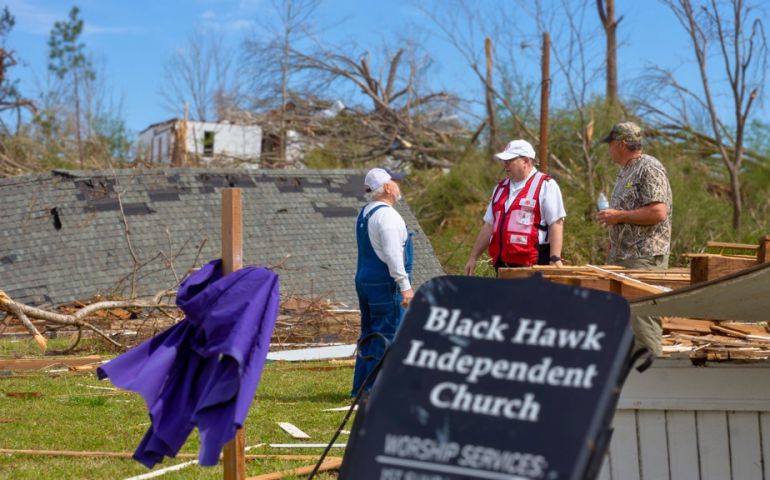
[221,188,245,480]
[539,32,551,174]
[758,235,770,263]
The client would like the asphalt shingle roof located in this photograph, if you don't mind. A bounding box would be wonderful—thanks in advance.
[0,168,445,307]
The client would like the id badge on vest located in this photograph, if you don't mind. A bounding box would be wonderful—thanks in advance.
[506,198,535,245]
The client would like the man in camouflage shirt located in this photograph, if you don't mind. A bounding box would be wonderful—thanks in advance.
[598,121,672,269]
[598,121,673,357]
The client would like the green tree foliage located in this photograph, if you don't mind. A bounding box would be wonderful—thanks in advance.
[405,103,770,275]
[47,6,94,166]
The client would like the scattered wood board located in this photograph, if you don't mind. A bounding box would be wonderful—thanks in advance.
[248,457,342,480]
[277,422,311,439]
[0,355,102,371]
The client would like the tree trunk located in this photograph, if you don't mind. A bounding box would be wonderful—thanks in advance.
[74,69,84,167]
[729,166,742,231]
[279,0,292,166]
[597,0,619,105]
[484,37,498,158]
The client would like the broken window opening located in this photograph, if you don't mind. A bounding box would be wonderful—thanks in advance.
[50,207,62,230]
[203,131,215,157]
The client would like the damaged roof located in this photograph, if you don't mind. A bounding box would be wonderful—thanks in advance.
[0,168,445,307]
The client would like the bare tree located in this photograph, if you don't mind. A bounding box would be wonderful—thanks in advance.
[0,7,35,134]
[652,0,768,231]
[160,29,241,122]
[597,0,621,105]
[241,0,321,165]
[418,0,577,180]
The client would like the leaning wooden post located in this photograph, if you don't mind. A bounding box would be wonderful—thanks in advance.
[539,32,551,174]
[221,188,245,480]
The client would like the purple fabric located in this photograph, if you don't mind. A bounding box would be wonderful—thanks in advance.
[97,259,280,468]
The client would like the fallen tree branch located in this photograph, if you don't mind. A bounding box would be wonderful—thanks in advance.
[0,289,176,351]
[0,291,47,351]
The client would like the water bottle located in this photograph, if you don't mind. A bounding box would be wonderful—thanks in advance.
[597,192,609,211]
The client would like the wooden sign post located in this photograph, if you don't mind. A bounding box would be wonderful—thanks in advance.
[221,188,246,480]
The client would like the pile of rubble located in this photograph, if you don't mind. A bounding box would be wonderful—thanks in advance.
[661,317,770,360]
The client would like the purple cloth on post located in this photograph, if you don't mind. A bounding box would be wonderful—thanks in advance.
[97,259,280,468]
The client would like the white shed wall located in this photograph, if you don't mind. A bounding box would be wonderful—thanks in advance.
[599,359,770,480]
[186,122,262,162]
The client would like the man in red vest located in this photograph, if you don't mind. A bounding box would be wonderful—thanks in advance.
[465,140,566,274]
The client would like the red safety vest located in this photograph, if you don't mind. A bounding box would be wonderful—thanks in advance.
[488,172,549,266]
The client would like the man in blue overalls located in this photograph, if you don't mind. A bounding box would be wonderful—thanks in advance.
[352,167,414,397]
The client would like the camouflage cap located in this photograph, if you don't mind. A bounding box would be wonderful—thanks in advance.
[600,121,643,145]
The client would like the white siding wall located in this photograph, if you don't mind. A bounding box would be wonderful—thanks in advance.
[136,123,174,164]
[599,359,770,480]
[186,121,262,162]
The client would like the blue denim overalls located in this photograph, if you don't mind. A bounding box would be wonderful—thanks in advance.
[351,204,414,396]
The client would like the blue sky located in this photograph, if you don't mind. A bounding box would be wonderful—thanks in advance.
[4,0,764,134]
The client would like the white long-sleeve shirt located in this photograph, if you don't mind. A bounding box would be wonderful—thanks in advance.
[363,201,411,292]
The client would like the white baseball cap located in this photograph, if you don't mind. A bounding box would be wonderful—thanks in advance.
[495,140,536,161]
[364,167,406,192]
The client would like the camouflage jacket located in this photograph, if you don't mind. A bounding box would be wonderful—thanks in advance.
[608,154,672,261]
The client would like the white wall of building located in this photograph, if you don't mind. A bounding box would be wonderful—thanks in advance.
[137,120,262,165]
[186,121,262,163]
[598,359,770,480]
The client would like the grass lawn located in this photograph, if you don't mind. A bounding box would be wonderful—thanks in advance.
[0,339,355,479]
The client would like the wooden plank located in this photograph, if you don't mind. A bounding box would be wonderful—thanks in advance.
[761,413,770,480]
[758,235,770,263]
[586,265,667,294]
[277,422,310,439]
[661,317,713,334]
[689,254,757,284]
[721,322,770,337]
[728,412,763,480]
[0,449,324,461]
[222,188,245,480]
[666,411,700,480]
[637,411,670,480]
[496,268,535,280]
[247,457,342,480]
[696,412,731,480]
[608,411,640,480]
[705,241,759,252]
[0,355,102,371]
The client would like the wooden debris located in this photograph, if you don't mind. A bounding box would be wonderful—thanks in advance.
[124,460,198,480]
[585,264,668,294]
[0,355,102,371]
[248,457,342,480]
[5,391,42,398]
[0,448,325,461]
[268,443,347,448]
[322,405,357,412]
[687,253,758,284]
[661,317,770,360]
[277,422,311,439]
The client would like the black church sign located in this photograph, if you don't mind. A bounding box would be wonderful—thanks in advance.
[340,275,634,480]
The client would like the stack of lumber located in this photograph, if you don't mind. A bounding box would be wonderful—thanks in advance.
[687,237,770,283]
[498,265,689,300]
[661,317,770,360]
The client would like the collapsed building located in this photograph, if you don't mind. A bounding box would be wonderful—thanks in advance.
[0,168,444,308]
